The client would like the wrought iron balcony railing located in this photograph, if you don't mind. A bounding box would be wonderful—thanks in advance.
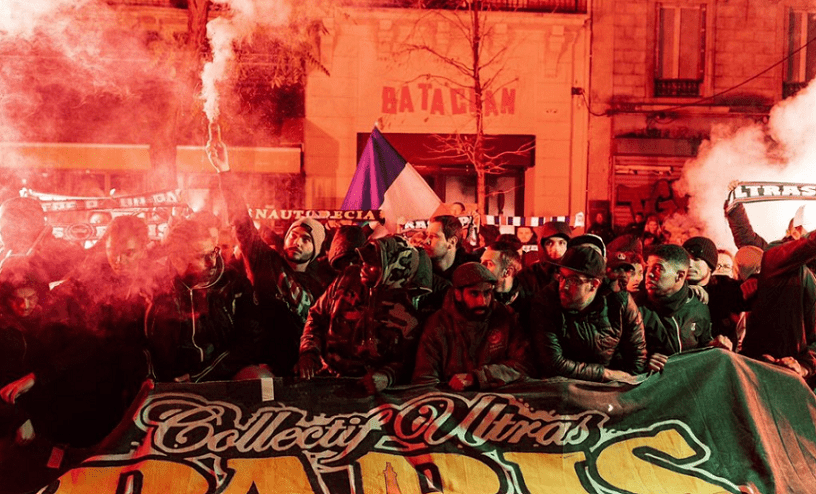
[654,78,702,98]
[344,0,587,13]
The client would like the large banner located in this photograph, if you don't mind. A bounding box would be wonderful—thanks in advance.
[38,350,816,493]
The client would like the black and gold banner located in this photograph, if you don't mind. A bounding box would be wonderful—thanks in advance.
[36,350,816,493]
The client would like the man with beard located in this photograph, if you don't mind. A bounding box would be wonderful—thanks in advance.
[208,137,325,374]
[412,262,532,390]
[144,219,266,383]
[282,217,330,298]
[208,136,323,325]
[299,235,430,393]
[529,245,646,383]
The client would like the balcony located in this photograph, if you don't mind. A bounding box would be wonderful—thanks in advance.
[343,0,587,13]
[783,81,809,100]
[654,79,702,98]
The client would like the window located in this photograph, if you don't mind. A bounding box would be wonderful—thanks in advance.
[784,10,816,98]
[654,4,706,97]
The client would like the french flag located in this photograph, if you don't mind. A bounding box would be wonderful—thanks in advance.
[342,127,442,232]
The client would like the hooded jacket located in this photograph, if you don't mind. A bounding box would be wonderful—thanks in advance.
[530,283,647,382]
[637,283,712,357]
[144,255,263,383]
[300,236,431,385]
[412,289,532,389]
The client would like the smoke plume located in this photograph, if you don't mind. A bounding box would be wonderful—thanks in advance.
[678,81,816,249]
[202,0,304,123]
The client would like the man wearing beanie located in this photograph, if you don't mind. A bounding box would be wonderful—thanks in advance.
[283,217,333,302]
[682,236,747,350]
[413,262,532,390]
[683,236,718,287]
[516,221,572,296]
[208,138,321,375]
[284,218,326,272]
[529,245,646,383]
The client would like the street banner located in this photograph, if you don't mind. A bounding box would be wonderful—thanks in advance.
[725,181,816,212]
[23,189,186,212]
[36,349,816,493]
[249,208,385,223]
[402,214,585,231]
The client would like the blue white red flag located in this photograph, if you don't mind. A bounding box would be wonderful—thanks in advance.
[342,127,442,232]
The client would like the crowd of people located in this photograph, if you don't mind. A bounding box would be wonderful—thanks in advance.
[0,140,814,489]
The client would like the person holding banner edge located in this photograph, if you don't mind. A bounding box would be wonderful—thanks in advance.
[726,193,816,386]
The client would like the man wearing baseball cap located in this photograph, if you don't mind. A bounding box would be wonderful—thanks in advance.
[606,249,644,294]
[412,262,532,390]
[529,245,647,383]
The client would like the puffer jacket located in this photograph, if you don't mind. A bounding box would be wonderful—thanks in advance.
[637,283,712,357]
[145,256,263,383]
[530,284,647,381]
[300,236,430,385]
[412,290,532,389]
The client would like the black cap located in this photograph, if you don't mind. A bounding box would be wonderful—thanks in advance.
[567,233,606,259]
[556,245,606,279]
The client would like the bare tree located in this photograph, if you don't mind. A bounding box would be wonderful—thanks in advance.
[402,0,531,217]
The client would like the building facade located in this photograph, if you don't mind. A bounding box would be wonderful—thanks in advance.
[589,0,814,231]
[305,2,591,221]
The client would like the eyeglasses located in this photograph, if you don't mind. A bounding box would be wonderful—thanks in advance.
[716,263,732,271]
[555,273,592,287]
[201,246,220,262]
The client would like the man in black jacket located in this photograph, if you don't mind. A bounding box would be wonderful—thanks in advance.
[637,244,725,373]
[516,220,572,295]
[530,245,647,383]
[423,215,476,281]
[145,219,267,383]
